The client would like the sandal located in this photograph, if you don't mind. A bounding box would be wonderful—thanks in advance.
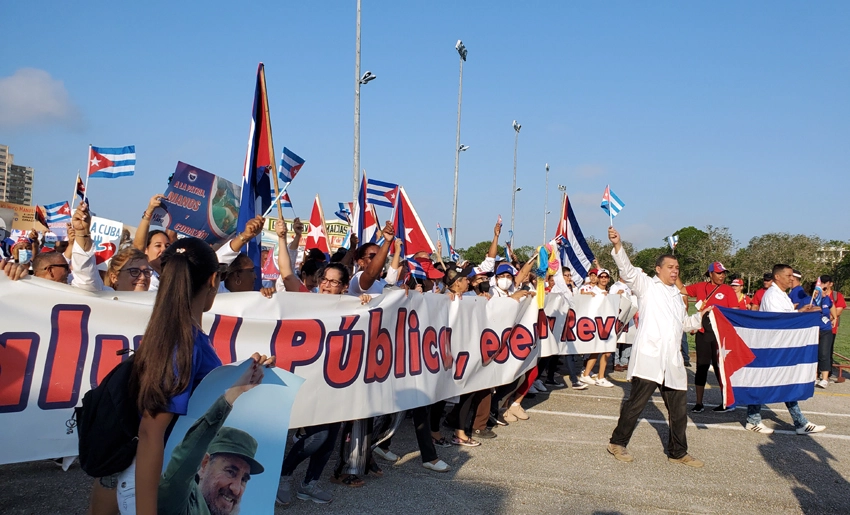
[331,474,365,487]
[451,436,481,447]
[432,437,452,448]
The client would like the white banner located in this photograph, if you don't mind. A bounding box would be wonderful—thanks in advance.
[0,276,630,465]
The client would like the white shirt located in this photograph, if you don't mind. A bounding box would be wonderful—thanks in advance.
[70,241,106,292]
[347,267,400,296]
[612,247,702,391]
[760,283,795,313]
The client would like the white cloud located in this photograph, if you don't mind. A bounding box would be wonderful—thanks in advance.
[573,164,606,178]
[0,68,83,129]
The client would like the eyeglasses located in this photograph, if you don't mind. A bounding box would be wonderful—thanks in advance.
[43,263,70,273]
[121,267,153,278]
[320,277,343,287]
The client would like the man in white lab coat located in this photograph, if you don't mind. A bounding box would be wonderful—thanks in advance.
[606,227,710,468]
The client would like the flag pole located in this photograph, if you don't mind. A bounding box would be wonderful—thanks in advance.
[70,171,80,211]
[608,184,613,228]
[83,146,92,205]
[259,64,283,222]
[262,182,291,218]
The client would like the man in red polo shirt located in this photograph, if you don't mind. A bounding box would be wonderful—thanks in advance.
[750,273,773,310]
[676,262,740,412]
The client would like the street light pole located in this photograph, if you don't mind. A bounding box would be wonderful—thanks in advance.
[511,120,521,247]
[543,163,549,243]
[353,0,362,203]
[451,40,467,249]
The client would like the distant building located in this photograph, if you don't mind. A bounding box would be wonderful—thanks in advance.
[816,246,848,264]
[0,144,35,206]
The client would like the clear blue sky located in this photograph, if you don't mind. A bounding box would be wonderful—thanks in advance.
[2,1,848,251]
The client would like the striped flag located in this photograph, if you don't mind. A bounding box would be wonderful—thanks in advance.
[334,202,352,223]
[280,191,293,209]
[75,173,89,205]
[668,234,679,250]
[88,145,136,178]
[600,185,625,218]
[714,307,818,407]
[436,223,460,261]
[555,193,595,287]
[237,63,276,290]
[366,179,399,208]
[279,147,305,183]
[406,259,427,281]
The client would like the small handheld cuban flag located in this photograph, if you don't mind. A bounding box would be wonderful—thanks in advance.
[88,145,136,178]
[280,191,293,209]
[668,234,679,251]
[600,185,624,224]
[335,202,352,223]
[366,179,400,208]
[407,259,427,282]
[279,147,305,183]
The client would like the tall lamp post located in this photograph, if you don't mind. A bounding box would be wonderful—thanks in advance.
[543,163,549,242]
[451,40,467,248]
[511,120,521,247]
[352,0,377,203]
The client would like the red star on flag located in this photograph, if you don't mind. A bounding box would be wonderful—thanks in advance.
[58,203,71,217]
[385,188,398,204]
[88,149,115,176]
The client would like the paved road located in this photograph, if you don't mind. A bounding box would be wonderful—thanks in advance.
[2,368,848,514]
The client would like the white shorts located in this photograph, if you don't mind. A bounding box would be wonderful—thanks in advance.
[116,458,136,515]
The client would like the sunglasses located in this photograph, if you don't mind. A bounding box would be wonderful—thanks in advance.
[43,263,70,273]
[121,267,154,278]
[598,275,610,279]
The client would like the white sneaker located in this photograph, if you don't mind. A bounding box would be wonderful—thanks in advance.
[579,375,596,385]
[532,379,547,392]
[596,378,614,388]
[816,379,828,389]
[796,422,826,435]
[372,447,399,462]
[745,422,774,434]
[422,459,451,472]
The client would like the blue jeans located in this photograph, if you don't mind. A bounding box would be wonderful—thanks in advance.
[614,344,632,366]
[746,402,808,429]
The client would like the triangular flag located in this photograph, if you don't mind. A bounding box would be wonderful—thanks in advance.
[306,195,331,256]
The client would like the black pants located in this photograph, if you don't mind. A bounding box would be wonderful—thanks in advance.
[694,321,722,389]
[610,377,688,459]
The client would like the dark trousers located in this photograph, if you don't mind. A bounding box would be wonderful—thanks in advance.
[818,330,835,373]
[610,377,688,459]
[411,406,438,463]
[281,423,341,482]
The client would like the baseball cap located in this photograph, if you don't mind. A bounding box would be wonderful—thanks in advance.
[444,263,474,287]
[495,263,518,276]
[206,426,264,474]
[731,278,744,287]
[596,268,611,277]
[468,266,494,278]
[587,268,599,276]
[763,273,773,281]
[706,262,728,274]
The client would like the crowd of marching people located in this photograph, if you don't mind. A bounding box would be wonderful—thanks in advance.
[0,195,845,512]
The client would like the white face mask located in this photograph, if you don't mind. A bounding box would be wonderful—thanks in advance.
[17,249,31,264]
[497,277,513,291]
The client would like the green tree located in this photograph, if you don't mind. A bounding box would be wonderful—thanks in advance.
[670,225,736,284]
[456,240,503,265]
[732,233,823,291]
[631,247,668,275]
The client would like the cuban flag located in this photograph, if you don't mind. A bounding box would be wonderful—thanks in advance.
[600,185,625,218]
[436,223,460,261]
[88,145,136,178]
[393,187,435,258]
[75,173,89,206]
[279,191,293,209]
[237,63,276,290]
[555,193,595,287]
[668,234,679,250]
[713,307,819,407]
[306,195,331,256]
[406,259,427,282]
[279,147,305,183]
[335,202,352,223]
[351,173,369,244]
[42,201,72,239]
[366,178,400,208]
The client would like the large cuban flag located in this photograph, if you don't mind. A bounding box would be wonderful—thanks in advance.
[715,307,820,406]
[554,193,595,287]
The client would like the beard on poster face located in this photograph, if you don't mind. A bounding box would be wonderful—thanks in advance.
[199,454,251,515]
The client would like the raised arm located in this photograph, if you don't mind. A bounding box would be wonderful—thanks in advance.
[289,217,304,250]
[133,194,164,251]
[358,222,395,291]
[487,222,501,259]
[275,219,305,292]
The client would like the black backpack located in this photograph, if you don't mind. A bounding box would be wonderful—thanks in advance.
[74,355,140,477]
